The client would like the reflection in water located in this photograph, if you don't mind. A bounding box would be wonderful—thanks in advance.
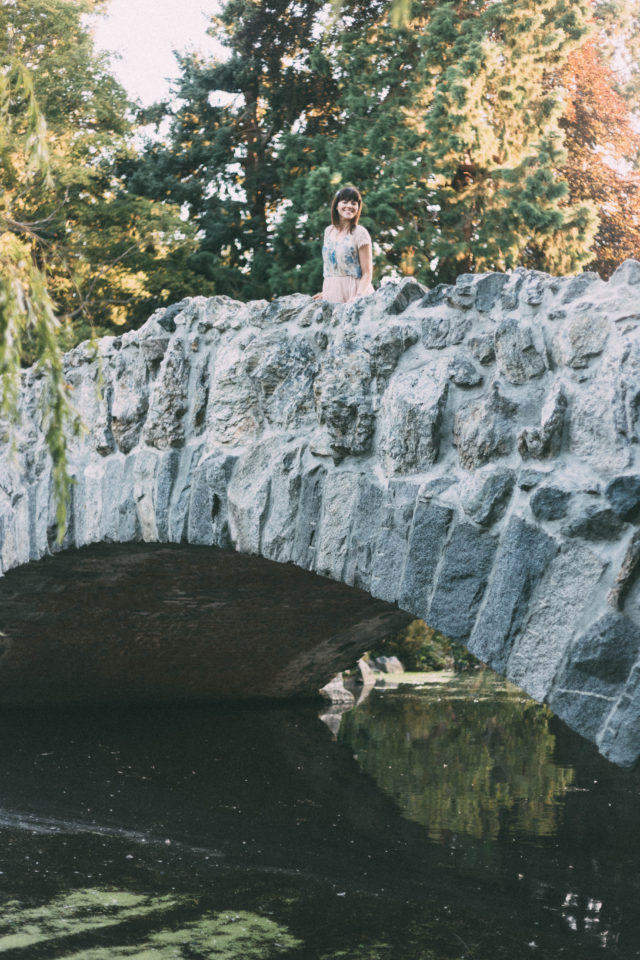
[0,675,638,958]
[339,673,575,840]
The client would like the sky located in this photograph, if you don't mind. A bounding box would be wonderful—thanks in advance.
[91,0,225,105]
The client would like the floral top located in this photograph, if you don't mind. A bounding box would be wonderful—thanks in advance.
[322,224,372,279]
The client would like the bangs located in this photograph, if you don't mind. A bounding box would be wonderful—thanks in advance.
[336,187,361,205]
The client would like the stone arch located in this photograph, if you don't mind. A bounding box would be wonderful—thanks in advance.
[2,264,640,765]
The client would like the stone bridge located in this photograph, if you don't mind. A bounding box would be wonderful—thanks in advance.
[2,264,640,766]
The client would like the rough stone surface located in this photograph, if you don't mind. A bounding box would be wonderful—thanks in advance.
[549,613,640,743]
[3,266,640,765]
[530,485,572,521]
[605,475,640,521]
[453,383,518,469]
[377,365,449,475]
[494,317,546,384]
[518,384,567,460]
[460,467,515,526]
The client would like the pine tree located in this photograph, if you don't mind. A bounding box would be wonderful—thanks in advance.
[280,0,598,287]
[126,0,338,300]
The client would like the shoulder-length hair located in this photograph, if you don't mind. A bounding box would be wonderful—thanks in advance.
[331,186,362,233]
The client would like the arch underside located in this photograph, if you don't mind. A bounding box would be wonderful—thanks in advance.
[0,543,410,706]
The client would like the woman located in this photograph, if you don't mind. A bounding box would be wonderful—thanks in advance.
[313,186,374,303]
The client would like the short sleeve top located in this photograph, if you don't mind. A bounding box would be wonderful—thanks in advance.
[322,224,372,279]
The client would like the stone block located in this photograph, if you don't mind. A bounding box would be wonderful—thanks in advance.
[206,342,262,445]
[314,340,374,459]
[507,543,606,701]
[427,522,498,640]
[167,443,205,543]
[227,441,275,555]
[379,277,426,315]
[448,355,484,388]
[517,469,547,490]
[111,347,150,454]
[377,365,449,476]
[446,273,476,309]
[244,333,316,429]
[454,383,518,470]
[314,471,361,581]
[419,284,450,307]
[530,485,572,521]
[397,499,455,617]
[154,450,181,542]
[558,272,601,304]
[260,442,305,563]
[291,463,328,571]
[474,273,509,313]
[132,449,160,541]
[568,371,630,472]
[518,384,566,460]
[143,339,188,450]
[343,476,386,590]
[421,310,472,349]
[562,505,625,541]
[549,612,640,741]
[461,467,515,526]
[369,323,420,382]
[470,516,558,671]
[609,259,640,287]
[598,660,640,766]
[369,492,417,603]
[494,317,546,384]
[467,334,495,365]
[553,310,609,368]
[605,475,640,521]
[187,449,236,547]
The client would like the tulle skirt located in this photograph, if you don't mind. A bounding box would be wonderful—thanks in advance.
[322,276,374,303]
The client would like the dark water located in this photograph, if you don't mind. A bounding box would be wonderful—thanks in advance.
[0,673,638,959]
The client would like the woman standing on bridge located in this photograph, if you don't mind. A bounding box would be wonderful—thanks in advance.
[313,186,374,303]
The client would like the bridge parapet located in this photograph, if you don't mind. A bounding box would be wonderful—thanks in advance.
[3,262,640,765]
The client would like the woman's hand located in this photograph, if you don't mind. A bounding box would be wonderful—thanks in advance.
[312,292,324,300]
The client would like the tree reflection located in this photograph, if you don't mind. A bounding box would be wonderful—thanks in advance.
[339,674,575,841]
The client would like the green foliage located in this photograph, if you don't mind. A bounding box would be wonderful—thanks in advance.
[0,60,77,530]
[137,0,610,298]
[340,678,576,842]
[2,0,199,338]
[126,0,339,301]
[275,0,599,288]
[369,619,479,672]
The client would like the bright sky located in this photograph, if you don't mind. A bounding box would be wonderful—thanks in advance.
[91,0,225,105]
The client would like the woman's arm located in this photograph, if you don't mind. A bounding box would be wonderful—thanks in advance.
[351,243,373,299]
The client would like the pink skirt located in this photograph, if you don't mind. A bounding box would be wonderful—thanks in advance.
[322,276,374,303]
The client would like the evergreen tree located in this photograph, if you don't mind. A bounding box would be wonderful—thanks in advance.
[126,0,338,301]
[274,0,598,290]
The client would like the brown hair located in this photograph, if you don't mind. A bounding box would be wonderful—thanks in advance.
[330,186,362,233]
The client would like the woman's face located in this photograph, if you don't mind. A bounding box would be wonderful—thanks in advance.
[337,197,359,221]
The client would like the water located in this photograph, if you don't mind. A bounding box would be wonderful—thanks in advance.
[0,672,638,959]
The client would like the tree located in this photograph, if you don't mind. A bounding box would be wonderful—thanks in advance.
[559,3,640,276]
[2,0,198,339]
[274,0,599,290]
[126,0,339,301]
[0,61,76,525]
